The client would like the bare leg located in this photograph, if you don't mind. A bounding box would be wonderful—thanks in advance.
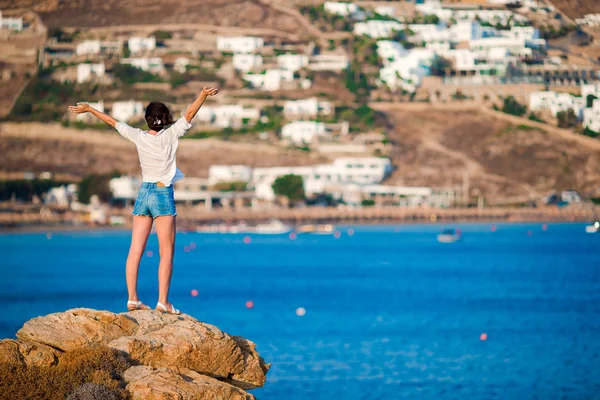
[155,216,176,307]
[126,216,153,304]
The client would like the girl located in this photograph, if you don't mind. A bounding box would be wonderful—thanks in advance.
[68,87,219,315]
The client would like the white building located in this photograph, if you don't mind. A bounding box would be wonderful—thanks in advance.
[323,2,365,19]
[277,53,309,72]
[581,83,600,101]
[576,13,600,27]
[208,165,253,185]
[252,157,393,198]
[121,57,165,74]
[77,100,104,122]
[77,63,105,84]
[128,36,156,54]
[232,54,263,72]
[454,9,528,26]
[109,176,141,200]
[415,0,453,22]
[583,99,600,133]
[281,121,327,145]
[378,45,436,92]
[217,36,264,54]
[354,20,404,38]
[529,91,586,119]
[76,40,102,56]
[308,54,349,71]
[243,69,294,91]
[112,100,145,122]
[284,98,333,119]
[193,104,261,128]
[0,11,23,32]
[174,57,190,73]
[46,184,78,206]
[375,6,395,17]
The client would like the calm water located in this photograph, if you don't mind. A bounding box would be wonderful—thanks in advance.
[1,223,599,399]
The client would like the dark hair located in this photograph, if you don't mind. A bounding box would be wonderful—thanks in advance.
[145,102,173,131]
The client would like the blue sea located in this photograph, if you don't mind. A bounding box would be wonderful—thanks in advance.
[1,223,599,399]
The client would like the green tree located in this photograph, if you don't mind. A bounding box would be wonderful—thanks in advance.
[556,108,578,129]
[586,94,598,108]
[153,30,172,40]
[582,126,599,138]
[430,57,451,77]
[272,174,305,203]
[78,171,121,204]
[501,96,526,117]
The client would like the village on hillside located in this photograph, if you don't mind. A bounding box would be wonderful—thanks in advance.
[1,0,600,228]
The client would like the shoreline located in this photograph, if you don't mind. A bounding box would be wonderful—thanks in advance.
[0,218,592,234]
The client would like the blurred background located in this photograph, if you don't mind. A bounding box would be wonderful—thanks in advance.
[0,0,599,398]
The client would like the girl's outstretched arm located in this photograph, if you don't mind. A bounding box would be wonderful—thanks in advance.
[184,87,218,123]
[68,103,117,128]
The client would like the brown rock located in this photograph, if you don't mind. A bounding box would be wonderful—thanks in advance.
[109,311,269,389]
[16,308,138,351]
[123,365,256,400]
[0,339,60,367]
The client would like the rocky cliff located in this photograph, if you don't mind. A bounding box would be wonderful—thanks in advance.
[0,308,270,400]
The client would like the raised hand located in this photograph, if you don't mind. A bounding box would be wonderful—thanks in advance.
[68,103,91,114]
[201,87,219,97]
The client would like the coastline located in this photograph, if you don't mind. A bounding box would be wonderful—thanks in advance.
[0,218,593,234]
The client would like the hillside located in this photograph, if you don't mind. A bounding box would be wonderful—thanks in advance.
[0,0,305,34]
[0,122,328,179]
[373,103,600,205]
[548,0,600,19]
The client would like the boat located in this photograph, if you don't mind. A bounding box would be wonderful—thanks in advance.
[296,224,335,234]
[437,228,461,243]
[253,219,292,235]
[585,221,599,234]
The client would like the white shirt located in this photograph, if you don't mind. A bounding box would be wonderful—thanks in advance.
[115,117,192,187]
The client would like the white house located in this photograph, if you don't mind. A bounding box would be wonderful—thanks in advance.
[0,11,23,32]
[415,0,453,22]
[377,40,408,64]
[308,54,349,71]
[232,54,263,72]
[77,63,105,84]
[112,100,145,122]
[529,91,586,119]
[583,99,600,133]
[277,53,309,72]
[251,157,393,198]
[121,57,164,74]
[374,6,395,17]
[217,36,264,54]
[281,121,326,145]
[208,165,253,185]
[77,100,104,122]
[284,98,333,119]
[323,2,365,19]
[193,104,260,128]
[109,176,141,201]
[581,83,600,101]
[128,36,156,54]
[576,13,600,27]
[46,184,78,206]
[76,40,102,56]
[378,46,436,92]
[353,20,404,38]
[243,69,294,91]
[174,57,190,73]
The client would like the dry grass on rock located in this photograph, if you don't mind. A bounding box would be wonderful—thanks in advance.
[0,345,130,400]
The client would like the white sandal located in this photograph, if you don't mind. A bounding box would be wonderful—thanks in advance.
[127,300,150,311]
[156,301,181,315]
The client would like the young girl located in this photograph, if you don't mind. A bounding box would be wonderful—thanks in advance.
[68,87,219,315]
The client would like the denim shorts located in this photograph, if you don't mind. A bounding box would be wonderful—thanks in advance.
[132,182,177,218]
